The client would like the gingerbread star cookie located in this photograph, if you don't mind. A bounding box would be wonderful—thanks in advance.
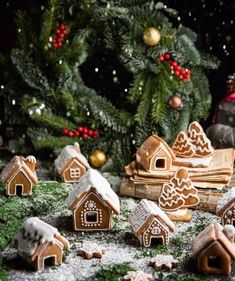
[170,168,199,207]
[158,183,185,211]
[149,254,179,270]
[77,244,106,259]
[187,121,214,157]
[122,270,153,281]
[172,132,195,157]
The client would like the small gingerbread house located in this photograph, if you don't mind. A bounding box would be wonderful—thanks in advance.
[192,223,235,276]
[67,168,120,231]
[129,199,175,247]
[54,143,90,183]
[1,155,38,196]
[13,217,69,270]
[216,187,235,226]
[136,135,176,172]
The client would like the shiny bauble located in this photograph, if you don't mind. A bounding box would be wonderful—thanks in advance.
[143,27,161,46]
[89,149,107,168]
[168,96,183,109]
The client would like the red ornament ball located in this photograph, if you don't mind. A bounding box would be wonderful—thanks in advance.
[168,96,183,109]
[63,128,69,135]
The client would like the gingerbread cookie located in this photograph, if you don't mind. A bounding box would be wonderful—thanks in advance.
[122,270,153,281]
[170,168,199,207]
[172,132,195,157]
[77,244,106,259]
[149,254,179,270]
[187,121,214,157]
[158,183,185,211]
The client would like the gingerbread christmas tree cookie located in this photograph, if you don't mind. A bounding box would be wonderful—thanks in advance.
[172,132,195,157]
[159,168,199,222]
[188,121,214,157]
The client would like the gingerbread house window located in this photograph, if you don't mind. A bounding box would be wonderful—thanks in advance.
[155,158,166,168]
[70,168,80,178]
[15,184,23,195]
[85,211,98,223]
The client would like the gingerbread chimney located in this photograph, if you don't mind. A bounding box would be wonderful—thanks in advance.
[223,225,235,242]
[25,156,37,171]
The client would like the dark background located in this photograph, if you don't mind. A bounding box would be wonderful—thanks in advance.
[0,0,234,126]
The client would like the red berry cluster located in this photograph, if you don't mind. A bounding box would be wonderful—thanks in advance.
[63,126,99,139]
[157,53,191,81]
[52,23,68,49]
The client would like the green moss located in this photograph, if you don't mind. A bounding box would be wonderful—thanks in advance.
[167,274,203,281]
[0,269,7,281]
[94,262,133,281]
[140,244,168,257]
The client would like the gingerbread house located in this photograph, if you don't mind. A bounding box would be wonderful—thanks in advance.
[192,223,235,276]
[67,168,120,231]
[54,143,90,183]
[12,217,69,270]
[136,135,176,172]
[216,187,235,226]
[129,199,175,247]
[1,155,38,196]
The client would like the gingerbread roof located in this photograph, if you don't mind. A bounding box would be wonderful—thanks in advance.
[216,187,235,216]
[129,199,175,235]
[13,217,69,259]
[1,156,38,184]
[192,223,235,260]
[54,144,90,174]
[136,135,176,167]
[67,169,120,215]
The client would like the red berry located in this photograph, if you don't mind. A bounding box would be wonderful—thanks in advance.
[68,131,74,137]
[179,75,184,80]
[175,71,180,77]
[180,69,186,75]
[60,23,66,30]
[57,42,62,47]
[172,61,177,67]
[63,29,68,36]
[159,55,164,62]
[56,29,61,35]
[83,133,88,139]
[88,129,94,136]
[164,53,171,60]
[63,128,69,134]
[53,43,59,48]
[77,127,84,133]
[83,127,88,134]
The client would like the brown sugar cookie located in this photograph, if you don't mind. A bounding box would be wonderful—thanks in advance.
[77,244,106,259]
[172,132,195,158]
[170,168,199,207]
[122,270,153,281]
[149,254,179,270]
[158,183,185,211]
[187,121,214,157]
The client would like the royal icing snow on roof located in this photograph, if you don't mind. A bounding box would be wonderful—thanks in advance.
[14,217,59,257]
[26,155,36,163]
[54,145,90,172]
[216,187,235,215]
[67,169,120,214]
[129,199,175,234]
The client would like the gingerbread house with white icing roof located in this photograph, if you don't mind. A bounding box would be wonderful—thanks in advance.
[1,155,38,196]
[136,135,176,172]
[54,142,90,182]
[67,168,120,231]
[129,199,175,247]
[216,187,235,226]
[12,217,69,270]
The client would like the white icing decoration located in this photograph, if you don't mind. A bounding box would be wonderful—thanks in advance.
[25,156,36,163]
[168,209,188,217]
[67,169,120,214]
[174,156,212,167]
[216,187,235,214]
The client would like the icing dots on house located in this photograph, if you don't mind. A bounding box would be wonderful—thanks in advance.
[54,143,90,182]
[129,199,175,247]
[67,169,120,231]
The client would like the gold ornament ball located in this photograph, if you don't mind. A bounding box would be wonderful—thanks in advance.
[143,27,161,46]
[89,149,107,168]
[168,96,183,109]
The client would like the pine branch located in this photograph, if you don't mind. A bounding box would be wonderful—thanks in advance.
[128,72,146,103]
[11,49,50,93]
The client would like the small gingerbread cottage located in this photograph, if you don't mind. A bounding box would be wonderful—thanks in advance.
[67,169,120,231]
[192,223,235,276]
[54,143,90,183]
[13,217,69,270]
[129,199,175,247]
[136,135,176,172]
[1,155,38,196]
[216,187,235,226]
